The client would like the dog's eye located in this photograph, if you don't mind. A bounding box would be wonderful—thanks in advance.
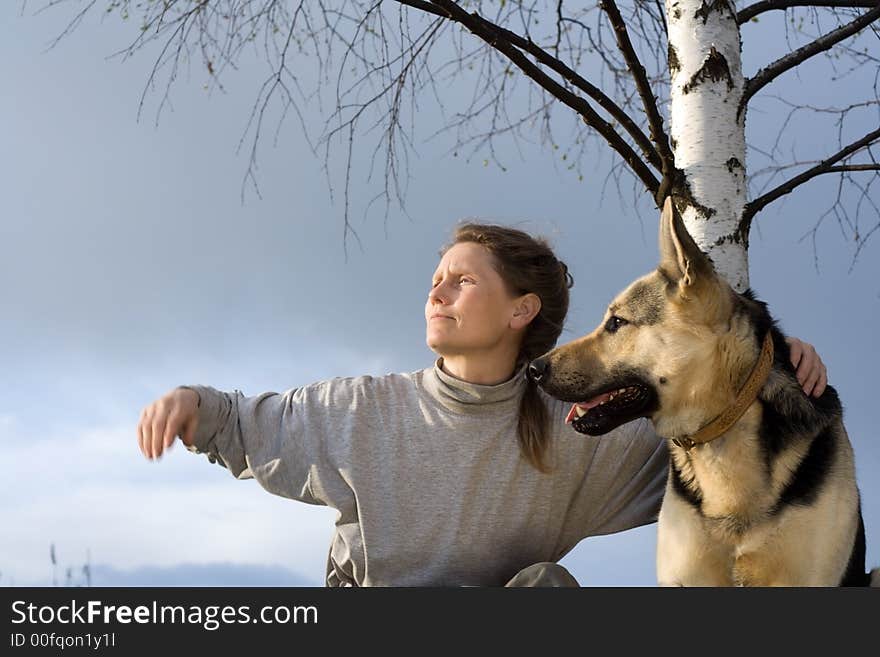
[605,316,628,333]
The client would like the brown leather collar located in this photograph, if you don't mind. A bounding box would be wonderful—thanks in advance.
[671,331,774,452]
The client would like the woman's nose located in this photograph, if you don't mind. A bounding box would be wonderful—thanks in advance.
[428,284,447,304]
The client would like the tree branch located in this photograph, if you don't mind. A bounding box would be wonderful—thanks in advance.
[742,6,880,108]
[391,0,662,172]
[738,1,880,25]
[425,0,660,195]
[599,0,675,204]
[395,0,446,19]
[825,164,880,173]
[743,127,880,225]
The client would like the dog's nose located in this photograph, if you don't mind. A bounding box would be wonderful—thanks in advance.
[528,357,550,383]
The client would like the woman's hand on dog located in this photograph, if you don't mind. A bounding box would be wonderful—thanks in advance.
[786,337,827,398]
[137,387,200,460]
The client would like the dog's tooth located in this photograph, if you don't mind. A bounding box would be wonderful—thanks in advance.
[575,406,587,418]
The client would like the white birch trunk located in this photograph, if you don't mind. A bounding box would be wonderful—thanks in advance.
[666,0,749,291]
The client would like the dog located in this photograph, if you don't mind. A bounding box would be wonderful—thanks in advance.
[530,198,877,586]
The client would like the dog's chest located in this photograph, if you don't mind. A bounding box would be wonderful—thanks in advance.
[673,413,780,527]
[683,447,767,522]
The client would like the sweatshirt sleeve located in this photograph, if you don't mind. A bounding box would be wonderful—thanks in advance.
[579,417,668,537]
[179,379,368,510]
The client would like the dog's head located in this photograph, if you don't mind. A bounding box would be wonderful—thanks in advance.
[531,198,739,437]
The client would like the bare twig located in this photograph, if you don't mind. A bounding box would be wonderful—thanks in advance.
[402,1,664,172]
[742,6,880,108]
[738,1,880,25]
[426,0,660,195]
[599,0,674,204]
[743,126,880,225]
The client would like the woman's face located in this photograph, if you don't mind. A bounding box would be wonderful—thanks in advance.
[425,242,522,358]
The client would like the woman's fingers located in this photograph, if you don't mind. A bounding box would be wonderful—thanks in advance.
[151,409,169,460]
[137,388,200,460]
[786,337,827,397]
[137,409,148,459]
[788,338,804,377]
[164,410,181,451]
[802,365,821,397]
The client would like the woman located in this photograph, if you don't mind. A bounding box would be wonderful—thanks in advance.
[137,223,827,586]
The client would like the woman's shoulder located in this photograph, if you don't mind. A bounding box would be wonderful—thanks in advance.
[297,368,426,400]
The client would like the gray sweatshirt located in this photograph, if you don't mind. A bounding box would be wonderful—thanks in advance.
[184,360,668,586]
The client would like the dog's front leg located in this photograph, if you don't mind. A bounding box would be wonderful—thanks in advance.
[657,491,733,586]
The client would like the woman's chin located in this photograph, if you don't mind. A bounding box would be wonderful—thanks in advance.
[426,337,459,360]
[426,331,448,352]
[426,339,446,355]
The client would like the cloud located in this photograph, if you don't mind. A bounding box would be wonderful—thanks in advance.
[0,344,409,589]
[0,417,337,586]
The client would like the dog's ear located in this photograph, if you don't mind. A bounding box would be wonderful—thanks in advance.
[658,197,716,291]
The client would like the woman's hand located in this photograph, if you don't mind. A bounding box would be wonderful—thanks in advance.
[786,337,827,397]
[137,387,200,460]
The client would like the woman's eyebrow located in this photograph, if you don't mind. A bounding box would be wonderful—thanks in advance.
[432,263,477,280]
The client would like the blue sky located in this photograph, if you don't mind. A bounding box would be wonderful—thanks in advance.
[2,4,878,586]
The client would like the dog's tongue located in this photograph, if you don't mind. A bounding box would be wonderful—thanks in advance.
[564,392,614,424]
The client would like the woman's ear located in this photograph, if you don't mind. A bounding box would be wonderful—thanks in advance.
[510,293,542,330]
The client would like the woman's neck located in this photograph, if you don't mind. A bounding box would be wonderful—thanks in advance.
[439,353,520,385]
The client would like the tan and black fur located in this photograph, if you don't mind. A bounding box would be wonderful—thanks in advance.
[531,199,876,586]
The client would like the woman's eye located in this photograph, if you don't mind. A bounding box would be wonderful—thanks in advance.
[459,277,474,285]
[604,316,628,333]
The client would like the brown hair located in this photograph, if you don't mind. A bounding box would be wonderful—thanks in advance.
[445,222,573,472]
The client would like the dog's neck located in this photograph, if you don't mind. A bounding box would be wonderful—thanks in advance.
[651,311,767,446]
[669,331,774,451]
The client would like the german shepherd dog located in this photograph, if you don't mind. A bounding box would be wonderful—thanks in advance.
[531,198,877,586]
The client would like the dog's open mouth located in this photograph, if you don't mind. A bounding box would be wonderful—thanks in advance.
[565,383,657,435]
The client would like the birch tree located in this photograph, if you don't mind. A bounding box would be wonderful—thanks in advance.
[40,1,880,289]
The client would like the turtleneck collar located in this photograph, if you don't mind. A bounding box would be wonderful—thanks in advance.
[422,357,528,415]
